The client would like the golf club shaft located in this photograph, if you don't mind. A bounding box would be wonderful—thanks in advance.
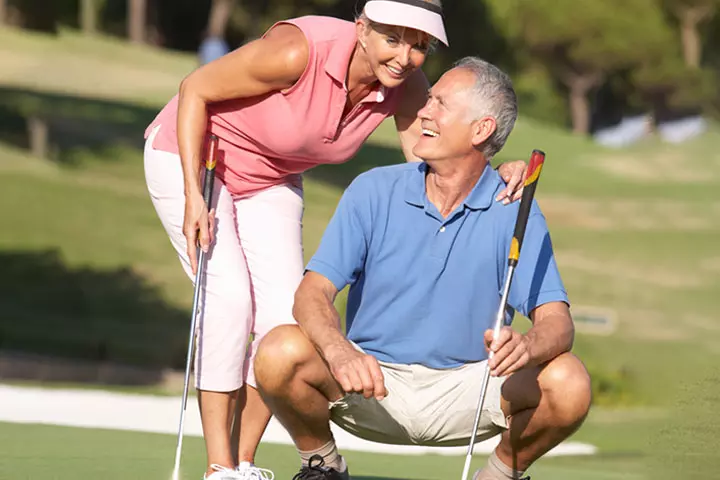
[172,134,219,480]
[461,150,546,480]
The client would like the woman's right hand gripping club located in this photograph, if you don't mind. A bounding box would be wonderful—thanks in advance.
[183,188,216,275]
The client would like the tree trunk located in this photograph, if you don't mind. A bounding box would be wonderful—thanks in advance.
[80,0,97,35]
[28,116,49,159]
[680,11,702,68]
[128,0,146,44]
[207,0,234,38]
[0,0,6,25]
[569,83,591,135]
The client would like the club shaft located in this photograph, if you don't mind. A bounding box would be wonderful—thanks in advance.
[461,265,515,480]
[460,150,545,480]
[172,248,206,477]
[172,135,218,480]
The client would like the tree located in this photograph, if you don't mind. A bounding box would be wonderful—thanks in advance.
[0,0,6,25]
[488,0,673,135]
[128,0,146,44]
[662,0,720,67]
[631,56,716,121]
[80,0,104,35]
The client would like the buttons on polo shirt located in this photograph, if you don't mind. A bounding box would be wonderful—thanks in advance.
[439,226,446,233]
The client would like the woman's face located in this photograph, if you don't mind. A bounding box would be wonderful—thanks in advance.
[357,21,431,88]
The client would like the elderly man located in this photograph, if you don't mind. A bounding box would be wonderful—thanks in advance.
[254,57,592,480]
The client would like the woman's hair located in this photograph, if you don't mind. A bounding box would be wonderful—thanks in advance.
[355,9,440,52]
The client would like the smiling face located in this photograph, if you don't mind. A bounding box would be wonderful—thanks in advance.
[412,68,497,163]
[357,20,431,88]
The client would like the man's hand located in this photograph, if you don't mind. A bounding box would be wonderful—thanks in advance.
[325,345,388,400]
[495,160,528,205]
[485,326,531,377]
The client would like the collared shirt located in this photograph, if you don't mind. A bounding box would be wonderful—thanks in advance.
[144,16,403,197]
[306,162,569,369]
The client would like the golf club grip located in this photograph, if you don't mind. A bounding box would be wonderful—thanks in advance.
[202,135,219,208]
[508,150,545,267]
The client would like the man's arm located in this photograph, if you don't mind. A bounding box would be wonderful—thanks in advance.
[486,208,572,377]
[293,272,388,400]
[292,272,350,360]
[525,301,574,365]
[393,69,428,163]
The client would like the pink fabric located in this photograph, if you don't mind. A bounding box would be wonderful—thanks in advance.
[145,15,404,197]
[144,126,304,391]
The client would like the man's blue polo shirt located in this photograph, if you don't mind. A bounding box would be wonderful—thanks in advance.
[306,162,569,369]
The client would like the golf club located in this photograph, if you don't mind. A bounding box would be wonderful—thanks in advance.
[171,134,219,480]
[460,149,546,480]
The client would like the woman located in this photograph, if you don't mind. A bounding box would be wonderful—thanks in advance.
[144,1,526,478]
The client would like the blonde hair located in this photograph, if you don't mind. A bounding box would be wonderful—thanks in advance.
[355,12,439,52]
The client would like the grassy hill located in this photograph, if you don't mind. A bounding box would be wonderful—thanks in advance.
[0,25,719,478]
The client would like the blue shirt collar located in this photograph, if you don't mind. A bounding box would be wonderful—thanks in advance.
[404,162,500,211]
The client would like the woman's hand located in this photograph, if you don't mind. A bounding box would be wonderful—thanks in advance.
[182,190,216,275]
[496,160,528,204]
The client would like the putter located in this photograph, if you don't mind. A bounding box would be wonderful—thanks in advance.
[172,134,219,480]
[460,149,546,480]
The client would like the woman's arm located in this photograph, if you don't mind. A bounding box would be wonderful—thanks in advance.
[393,69,430,163]
[177,23,309,274]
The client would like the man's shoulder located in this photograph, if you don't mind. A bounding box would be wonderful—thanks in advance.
[482,170,545,227]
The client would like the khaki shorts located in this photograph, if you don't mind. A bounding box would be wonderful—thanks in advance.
[329,349,508,447]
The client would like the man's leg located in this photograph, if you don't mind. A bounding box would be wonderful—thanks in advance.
[254,325,348,473]
[475,352,592,479]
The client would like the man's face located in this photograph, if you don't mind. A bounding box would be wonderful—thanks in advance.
[412,68,495,162]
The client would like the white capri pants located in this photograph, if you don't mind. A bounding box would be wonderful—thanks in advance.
[143,125,304,392]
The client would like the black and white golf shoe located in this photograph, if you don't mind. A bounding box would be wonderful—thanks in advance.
[291,455,350,480]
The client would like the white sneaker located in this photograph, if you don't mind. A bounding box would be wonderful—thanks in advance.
[236,462,274,480]
[203,464,245,480]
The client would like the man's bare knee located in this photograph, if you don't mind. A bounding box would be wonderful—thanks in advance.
[254,325,317,392]
[540,352,592,427]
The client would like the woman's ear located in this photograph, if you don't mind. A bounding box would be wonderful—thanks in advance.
[356,19,369,49]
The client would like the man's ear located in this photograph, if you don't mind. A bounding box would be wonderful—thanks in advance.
[472,117,497,148]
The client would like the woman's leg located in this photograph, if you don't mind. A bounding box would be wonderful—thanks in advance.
[144,133,253,475]
[233,183,306,463]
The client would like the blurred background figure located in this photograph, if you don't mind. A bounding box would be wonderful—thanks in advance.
[198,0,233,64]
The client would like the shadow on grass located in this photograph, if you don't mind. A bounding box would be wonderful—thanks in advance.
[0,86,159,163]
[306,143,405,190]
[0,249,190,385]
[352,475,434,480]
[0,85,413,190]
[353,477,432,480]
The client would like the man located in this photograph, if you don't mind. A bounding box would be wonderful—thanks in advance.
[254,57,592,480]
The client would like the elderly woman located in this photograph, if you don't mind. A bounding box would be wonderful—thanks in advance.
[143,1,526,478]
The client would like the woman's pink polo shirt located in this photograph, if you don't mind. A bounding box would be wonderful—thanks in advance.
[145,15,404,197]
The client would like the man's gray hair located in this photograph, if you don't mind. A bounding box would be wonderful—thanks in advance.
[452,57,517,159]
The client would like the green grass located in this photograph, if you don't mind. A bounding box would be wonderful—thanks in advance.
[1,24,719,479]
[0,413,650,480]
